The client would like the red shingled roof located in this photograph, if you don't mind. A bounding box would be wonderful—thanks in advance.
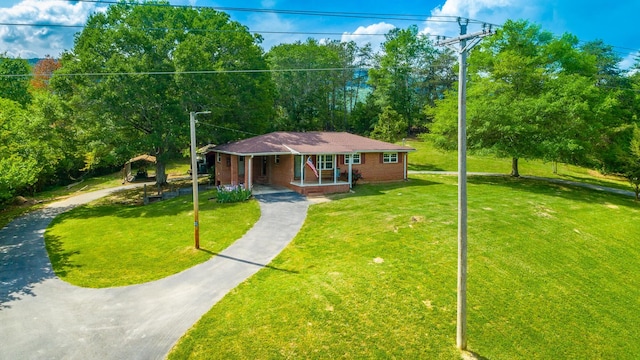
[212,132,415,155]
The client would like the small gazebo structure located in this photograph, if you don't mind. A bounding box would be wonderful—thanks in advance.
[123,154,156,183]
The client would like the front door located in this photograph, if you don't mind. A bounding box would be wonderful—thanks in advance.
[294,155,302,180]
[238,156,245,176]
[255,156,268,184]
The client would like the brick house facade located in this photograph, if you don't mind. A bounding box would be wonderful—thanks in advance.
[208,132,415,195]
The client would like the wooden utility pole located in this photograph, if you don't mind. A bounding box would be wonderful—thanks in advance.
[438,19,492,351]
[189,111,210,249]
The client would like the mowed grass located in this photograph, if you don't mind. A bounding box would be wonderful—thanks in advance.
[169,175,640,359]
[408,138,630,190]
[0,172,124,229]
[45,190,260,288]
[1,158,191,229]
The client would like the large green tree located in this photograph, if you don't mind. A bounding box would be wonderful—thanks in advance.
[429,20,604,176]
[0,99,38,202]
[0,55,32,106]
[0,92,83,203]
[268,39,368,131]
[584,42,639,173]
[53,1,274,184]
[369,25,455,135]
[624,125,640,200]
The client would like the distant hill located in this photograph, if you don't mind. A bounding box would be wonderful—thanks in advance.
[26,58,43,67]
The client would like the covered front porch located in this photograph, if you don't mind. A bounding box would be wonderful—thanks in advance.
[220,153,355,196]
[289,179,351,196]
[288,153,356,195]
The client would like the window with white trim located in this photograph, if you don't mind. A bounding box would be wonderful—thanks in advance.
[318,155,334,170]
[383,152,398,163]
[344,153,361,165]
[216,153,221,162]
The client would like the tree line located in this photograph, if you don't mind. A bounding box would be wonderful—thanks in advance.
[428,20,640,198]
[1,2,639,204]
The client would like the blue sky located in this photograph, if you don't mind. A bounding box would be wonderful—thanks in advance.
[1,0,638,69]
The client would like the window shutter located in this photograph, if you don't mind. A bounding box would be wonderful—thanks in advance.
[379,153,383,163]
[340,155,344,164]
[361,153,365,164]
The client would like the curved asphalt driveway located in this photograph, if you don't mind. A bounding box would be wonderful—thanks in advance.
[0,186,308,359]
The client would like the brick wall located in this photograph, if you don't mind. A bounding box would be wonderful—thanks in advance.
[215,153,232,186]
[271,154,294,186]
[215,151,409,192]
[338,152,406,183]
[291,183,350,196]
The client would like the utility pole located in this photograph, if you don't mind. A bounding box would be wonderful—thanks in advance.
[190,110,211,249]
[438,19,492,351]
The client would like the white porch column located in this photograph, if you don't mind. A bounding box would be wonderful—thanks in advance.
[318,155,321,185]
[247,155,253,190]
[333,154,337,183]
[404,152,408,180]
[348,154,353,188]
[300,155,304,186]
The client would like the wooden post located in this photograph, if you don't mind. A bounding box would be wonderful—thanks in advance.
[190,111,200,249]
[456,20,469,350]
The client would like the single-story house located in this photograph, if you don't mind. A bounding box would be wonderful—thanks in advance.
[208,131,415,195]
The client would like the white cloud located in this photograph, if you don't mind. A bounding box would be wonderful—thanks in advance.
[421,0,543,38]
[341,22,396,53]
[0,0,103,58]
[246,12,299,50]
[620,51,639,73]
[435,0,513,19]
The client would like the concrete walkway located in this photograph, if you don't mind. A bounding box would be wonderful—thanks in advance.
[409,171,636,198]
[0,186,308,359]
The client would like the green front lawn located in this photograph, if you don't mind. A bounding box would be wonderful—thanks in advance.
[169,175,640,359]
[407,139,630,191]
[45,190,260,288]
[1,157,192,230]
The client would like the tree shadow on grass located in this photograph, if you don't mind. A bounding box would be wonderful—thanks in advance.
[462,350,490,360]
[468,176,637,208]
[555,173,629,191]
[44,233,82,279]
[408,164,447,171]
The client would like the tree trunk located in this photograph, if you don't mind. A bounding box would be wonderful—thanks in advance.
[511,158,520,177]
[552,161,558,174]
[155,161,167,185]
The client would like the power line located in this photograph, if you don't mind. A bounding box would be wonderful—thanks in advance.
[2,20,635,58]
[57,0,494,25]
[197,121,258,136]
[0,67,365,78]
[0,22,408,38]
[5,0,637,57]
